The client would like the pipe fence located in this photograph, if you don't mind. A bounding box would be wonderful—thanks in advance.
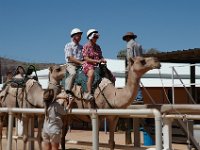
[0,108,162,150]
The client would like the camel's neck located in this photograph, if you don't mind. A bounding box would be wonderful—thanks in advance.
[114,70,141,108]
[49,76,60,85]
[126,70,140,98]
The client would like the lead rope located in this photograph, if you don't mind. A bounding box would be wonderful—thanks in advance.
[140,82,156,104]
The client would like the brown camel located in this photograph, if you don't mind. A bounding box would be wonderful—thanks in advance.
[0,65,66,150]
[61,56,161,150]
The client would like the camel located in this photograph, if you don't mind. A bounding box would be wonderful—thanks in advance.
[61,56,161,150]
[0,65,66,150]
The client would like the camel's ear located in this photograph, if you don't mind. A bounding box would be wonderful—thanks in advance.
[49,66,53,73]
[128,57,135,65]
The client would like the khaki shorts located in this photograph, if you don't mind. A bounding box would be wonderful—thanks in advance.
[42,132,61,143]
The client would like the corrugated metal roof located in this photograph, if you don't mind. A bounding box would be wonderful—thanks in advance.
[144,48,200,63]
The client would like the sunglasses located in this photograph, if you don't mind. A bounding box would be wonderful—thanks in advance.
[93,36,99,39]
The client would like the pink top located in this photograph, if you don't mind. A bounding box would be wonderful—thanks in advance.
[82,42,103,74]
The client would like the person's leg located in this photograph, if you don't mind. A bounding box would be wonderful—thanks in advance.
[51,142,59,150]
[86,69,94,94]
[65,64,76,91]
[42,132,51,150]
[83,69,94,100]
[43,142,51,150]
[50,134,61,150]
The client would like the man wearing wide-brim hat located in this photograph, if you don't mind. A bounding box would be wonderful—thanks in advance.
[122,31,143,103]
[122,32,143,59]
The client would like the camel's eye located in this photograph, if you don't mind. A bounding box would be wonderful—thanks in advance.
[141,59,146,65]
[56,68,61,72]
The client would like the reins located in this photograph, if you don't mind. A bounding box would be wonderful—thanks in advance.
[97,85,113,109]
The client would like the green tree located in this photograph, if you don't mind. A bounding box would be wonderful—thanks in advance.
[117,49,126,59]
[146,48,160,54]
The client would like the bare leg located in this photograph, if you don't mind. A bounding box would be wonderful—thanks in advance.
[51,142,59,150]
[87,69,94,93]
[43,142,51,150]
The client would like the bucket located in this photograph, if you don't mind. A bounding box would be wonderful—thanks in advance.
[143,131,155,146]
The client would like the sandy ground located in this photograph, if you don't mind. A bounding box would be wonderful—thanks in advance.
[1,129,188,150]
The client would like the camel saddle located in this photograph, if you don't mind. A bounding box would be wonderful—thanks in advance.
[63,64,115,94]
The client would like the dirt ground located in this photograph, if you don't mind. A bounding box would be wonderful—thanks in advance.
[2,129,188,150]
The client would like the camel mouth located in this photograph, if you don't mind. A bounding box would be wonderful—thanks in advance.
[151,63,161,69]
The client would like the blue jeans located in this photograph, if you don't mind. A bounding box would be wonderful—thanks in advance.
[135,87,143,101]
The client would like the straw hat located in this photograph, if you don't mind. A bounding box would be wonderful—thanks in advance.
[122,32,137,41]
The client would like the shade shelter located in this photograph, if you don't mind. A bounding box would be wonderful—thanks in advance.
[144,48,200,103]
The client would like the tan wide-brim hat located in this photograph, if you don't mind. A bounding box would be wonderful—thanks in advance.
[122,32,137,41]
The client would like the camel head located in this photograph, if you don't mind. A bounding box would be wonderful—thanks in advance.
[128,56,161,77]
[56,89,68,105]
[48,65,66,83]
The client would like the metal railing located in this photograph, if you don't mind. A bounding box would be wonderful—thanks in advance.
[0,108,162,150]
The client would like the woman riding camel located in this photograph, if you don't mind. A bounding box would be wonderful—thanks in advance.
[82,29,107,100]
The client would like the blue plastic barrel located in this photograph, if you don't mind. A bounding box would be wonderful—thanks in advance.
[143,131,155,146]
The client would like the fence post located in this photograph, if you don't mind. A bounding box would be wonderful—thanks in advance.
[91,112,99,150]
[7,112,14,150]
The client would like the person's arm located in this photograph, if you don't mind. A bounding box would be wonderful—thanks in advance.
[68,56,84,65]
[83,56,101,65]
[56,103,67,115]
[64,43,72,63]
[127,44,133,60]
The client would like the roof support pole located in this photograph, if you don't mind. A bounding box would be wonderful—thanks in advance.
[190,64,196,103]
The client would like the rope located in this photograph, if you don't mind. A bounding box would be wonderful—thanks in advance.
[140,82,156,104]
[157,68,197,149]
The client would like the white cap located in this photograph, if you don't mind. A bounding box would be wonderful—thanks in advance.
[87,29,98,39]
[70,28,83,37]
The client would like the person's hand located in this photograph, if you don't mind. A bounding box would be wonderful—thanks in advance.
[81,61,86,65]
[95,60,101,65]
[100,59,107,64]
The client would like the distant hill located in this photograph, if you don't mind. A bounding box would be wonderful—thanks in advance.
[0,57,58,83]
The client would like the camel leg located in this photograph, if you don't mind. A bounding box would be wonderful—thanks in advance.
[37,115,44,150]
[108,116,119,150]
[22,116,29,150]
[0,115,4,150]
[61,116,69,150]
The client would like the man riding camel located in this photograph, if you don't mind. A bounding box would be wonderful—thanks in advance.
[64,28,85,98]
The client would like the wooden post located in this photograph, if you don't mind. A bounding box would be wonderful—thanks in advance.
[190,64,196,103]
[133,118,140,147]
[125,118,132,144]
[0,59,2,84]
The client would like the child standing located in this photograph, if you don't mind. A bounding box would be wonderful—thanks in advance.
[42,90,72,150]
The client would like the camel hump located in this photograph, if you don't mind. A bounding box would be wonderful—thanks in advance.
[25,79,40,91]
[94,78,113,99]
[98,78,113,91]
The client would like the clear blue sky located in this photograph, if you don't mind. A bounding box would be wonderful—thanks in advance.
[0,0,200,63]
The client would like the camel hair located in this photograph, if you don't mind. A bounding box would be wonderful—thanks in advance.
[60,56,161,150]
